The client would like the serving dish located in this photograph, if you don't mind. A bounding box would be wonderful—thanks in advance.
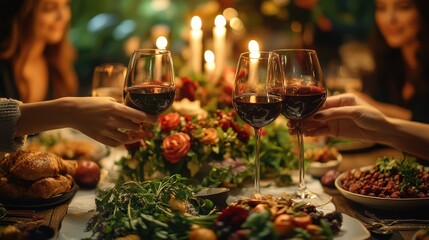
[1,183,78,209]
[195,187,230,208]
[308,153,342,177]
[24,128,109,161]
[329,138,375,152]
[335,166,429,210]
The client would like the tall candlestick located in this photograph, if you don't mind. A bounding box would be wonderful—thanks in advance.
[213,15,226,82]
[155,36,168,80]
[190,16,203,74]
[248,40,260,85]
[204,50,215,81]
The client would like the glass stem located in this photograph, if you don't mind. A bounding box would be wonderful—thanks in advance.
[296,122,307,198]
[254,127,262,196]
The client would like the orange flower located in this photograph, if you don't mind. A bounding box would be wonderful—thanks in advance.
[201,128,219,145]
[159,113,181,132]
[162,133,191,163]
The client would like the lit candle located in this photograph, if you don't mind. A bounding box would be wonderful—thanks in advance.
[213,15,226,82]
[156,36,167,50]
[204,50,215,80]
[155,36,168,80]
[190,16,203,74]
[248,40,260,84]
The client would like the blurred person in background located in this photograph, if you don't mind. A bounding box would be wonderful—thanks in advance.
[0,0,78,103]
[360,0,429,123]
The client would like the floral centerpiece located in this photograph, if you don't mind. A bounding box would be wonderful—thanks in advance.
[117,73,333,187]
[118,109,253,186]
[118,71,256,186]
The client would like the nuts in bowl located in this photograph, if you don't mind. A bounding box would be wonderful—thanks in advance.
[306,147,341,177]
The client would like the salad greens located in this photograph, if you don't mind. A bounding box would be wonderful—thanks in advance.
[85,175,218,240]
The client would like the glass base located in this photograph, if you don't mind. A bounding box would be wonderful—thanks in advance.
[289,189,332,207]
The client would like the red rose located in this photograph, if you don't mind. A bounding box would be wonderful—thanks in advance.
[124,140,145,154]
[177,77,198,101]
[200,128,219,145]
[159,113,181,132]
[162,133,191,163]
[217,206,249,231]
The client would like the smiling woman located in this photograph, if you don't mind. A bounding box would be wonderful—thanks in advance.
[361,0,429,123]
[0,0,78,103]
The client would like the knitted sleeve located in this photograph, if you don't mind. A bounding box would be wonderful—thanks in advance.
[0,98,26,152]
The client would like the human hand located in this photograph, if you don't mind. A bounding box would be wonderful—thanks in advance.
[62,97,158,146]
[288,93,390,141]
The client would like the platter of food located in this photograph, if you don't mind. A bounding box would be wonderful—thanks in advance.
[24,128,109,161]
[0,204,6,220]
[328,138,375,152]
[0,150,79,209]
[335,157,429,210]
[1,183,78,209]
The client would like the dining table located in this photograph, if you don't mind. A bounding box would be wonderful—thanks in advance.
[1,144,427,240]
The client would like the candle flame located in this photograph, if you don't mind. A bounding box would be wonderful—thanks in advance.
[156,36,168,49]
[204,50,215,63]
[191,16,202,30]
[214,15,226,27]
[248,40,260,58]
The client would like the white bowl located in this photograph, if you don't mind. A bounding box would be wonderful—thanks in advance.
[308,154,342,177]
[335,166,429,210]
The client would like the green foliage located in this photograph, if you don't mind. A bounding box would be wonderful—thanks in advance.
[375,155,422,193]
[241,210,279,240]
[86,175,218,240]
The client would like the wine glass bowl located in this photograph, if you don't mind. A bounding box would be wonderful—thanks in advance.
[232,51,283,196]
[123,49,175,115]
[273,49,330,206]
[92,63,127,102]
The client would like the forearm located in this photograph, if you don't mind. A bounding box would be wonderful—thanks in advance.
[380,118,429,160]
[16,98,72,136]
[354,92,412,120]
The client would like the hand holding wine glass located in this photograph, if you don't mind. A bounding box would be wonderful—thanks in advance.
[232,51,283,197]
[273,49,330,206]
[123,49,175,139]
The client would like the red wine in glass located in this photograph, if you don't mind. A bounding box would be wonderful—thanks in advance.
[281,86,326,120]
[124,85,175,115]
[233,93,282,128]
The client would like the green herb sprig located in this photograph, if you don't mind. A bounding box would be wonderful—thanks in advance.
[375,156,422,193]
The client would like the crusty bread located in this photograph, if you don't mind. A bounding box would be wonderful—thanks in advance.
[0,150,77,200]
[2,150,77,181]
[0,175,73,199]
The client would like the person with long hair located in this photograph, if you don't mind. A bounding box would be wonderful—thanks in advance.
[0,0,78,102]
[360,0,429,123]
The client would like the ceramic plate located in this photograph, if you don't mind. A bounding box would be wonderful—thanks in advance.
[1,183,78,209]
[330,138,375,152]
[0,206,6,220]
[308,153,342,177]
[25,128,109,161]
[335,166,429,210]
[336,213,370,240]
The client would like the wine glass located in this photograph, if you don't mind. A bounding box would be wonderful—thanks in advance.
[273,49,331,206]
[232,51,283,197]
[92,63,127,102]
[123,49,175,115]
